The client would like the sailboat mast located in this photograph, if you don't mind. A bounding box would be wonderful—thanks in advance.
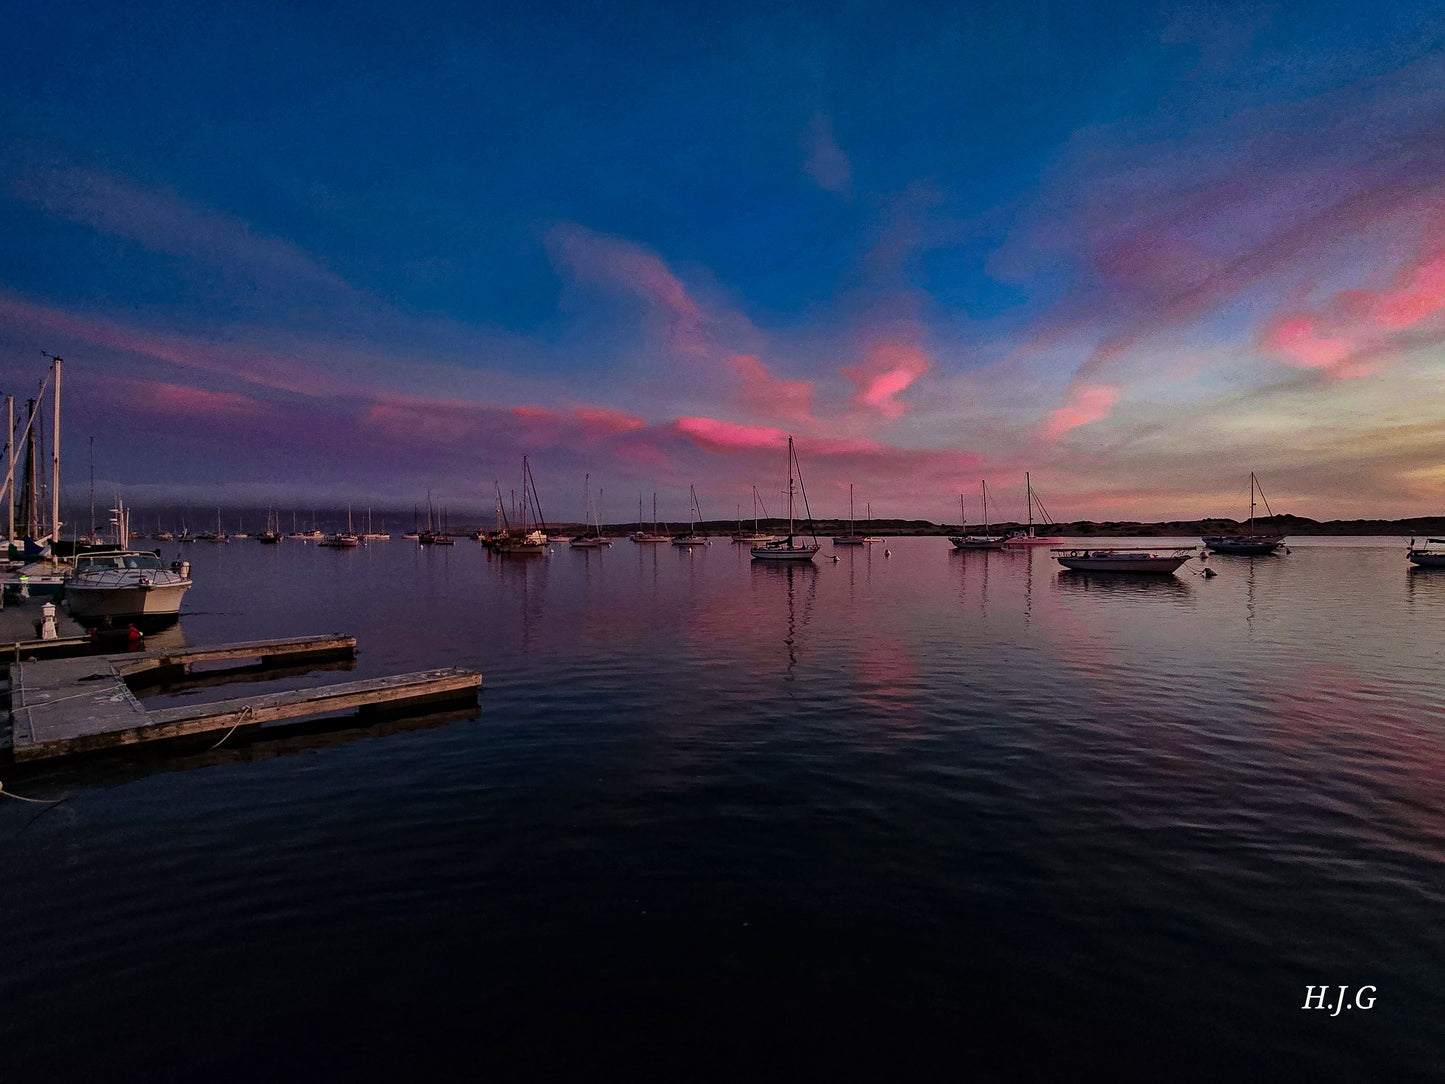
[48,354,60,541]
[787,436,796,539]
[981,481,989,534]
[89,436,95,541]
[4,396,11,545]
[1026,472,1033,537]
[849,482,855,534]
[1248,472,1257,532]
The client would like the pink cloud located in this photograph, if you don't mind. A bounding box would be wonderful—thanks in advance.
[574,407,646,433]
[1041,383,1121,440]
[548,223,710,358]
[674,417,788,452]
[731,354,813,424]
[1260,315,1353,370]
[842,343,930,421]
[95,375,264,419]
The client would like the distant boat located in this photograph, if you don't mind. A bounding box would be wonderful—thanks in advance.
[570,473,611,548]
[1203,473,1285,554]
[256,508,282,544]
[832,484,865,546]
[361,509,390,541]
[417,491,454,544]
[319,507,360,548]
[672,485,708,546]
[751,437,820,562]
[1407,538,1445,568]
[197,507,229,543]
[492,458,549,555]
[862,502,883,543]
[1004,473,1063,545]
[632,492,671,543]
[731,486,774,543]
[1054,547,1194,574]
[949,483,1006,550]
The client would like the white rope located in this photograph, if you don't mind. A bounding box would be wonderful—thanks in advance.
[0,781,61,804]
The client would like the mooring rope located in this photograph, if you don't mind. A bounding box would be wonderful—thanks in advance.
[0,781,62,804]
[205,705,254,750]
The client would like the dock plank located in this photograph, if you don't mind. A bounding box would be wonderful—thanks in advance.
[111,634,357,679]
[11,666,480,761]
[11,658,150,754]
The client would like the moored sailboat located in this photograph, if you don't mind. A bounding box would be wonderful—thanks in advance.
[1203,473,1285,554]
[491,458,549,555]
[751,437,820,562]
[1004,473,1063,545]
[672,485,708,546]
[731,485,774,543]
[832,483,865,546]
[949,483,1006,550]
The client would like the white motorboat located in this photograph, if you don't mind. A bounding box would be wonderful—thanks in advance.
[1407,538,1445,568]
[751,437,820,562]
[1054,547,1194,574]
[66,550,191,625]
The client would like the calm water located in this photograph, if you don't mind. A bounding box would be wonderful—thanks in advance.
[2,536,1442,1080]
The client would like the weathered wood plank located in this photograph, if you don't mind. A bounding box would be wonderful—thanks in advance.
[12,667,480,761]
[111,634,357,679]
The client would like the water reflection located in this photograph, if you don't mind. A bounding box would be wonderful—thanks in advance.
[1052,570,1193,599]
[750,560,817,679]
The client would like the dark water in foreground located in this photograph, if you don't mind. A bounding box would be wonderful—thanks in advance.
[1,536,1442,1081]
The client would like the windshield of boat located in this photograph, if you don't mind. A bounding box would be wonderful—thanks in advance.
[77,553,168,570]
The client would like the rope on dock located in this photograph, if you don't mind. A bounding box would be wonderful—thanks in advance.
[0,781,61,804]
[205,705,254,750]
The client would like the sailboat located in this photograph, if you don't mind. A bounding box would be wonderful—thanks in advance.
[949,483,1006,550]
[862,503,883,543]
[751,437,820,562]
[1003,473,1062,545]
[418,491,454,544]
[570,473,611,547]
[671,486,708,546]
[732,486,774,543]
[198,507,230,543]
[1202,473,1285,554]
[256,508,282,543]
[362,509,390,541]
[319,506,360,547]
[632,492,671,543]
[3,354,62,559]
[492,458,549,554]
[832,483,865,545]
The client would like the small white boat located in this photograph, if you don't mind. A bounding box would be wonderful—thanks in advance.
[492,458,550,555]
[751,437,820,562]
[1054,547,1193,574]
[1407,538,1445,568]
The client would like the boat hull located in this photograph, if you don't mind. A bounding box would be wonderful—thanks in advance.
[1407,551,1445,568]
[750,545,820,561]
[950,536,1007,550]
[66,579,190,624]
[1056,552,1190,574]
[832,536,865,545]
[1202,536,1284,555]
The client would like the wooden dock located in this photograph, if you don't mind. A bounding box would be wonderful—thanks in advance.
[4,634,481,762]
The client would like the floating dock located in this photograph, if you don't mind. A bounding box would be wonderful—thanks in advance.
[4,634,481,762]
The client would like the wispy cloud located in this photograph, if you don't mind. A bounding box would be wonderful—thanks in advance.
[803,112,851,193]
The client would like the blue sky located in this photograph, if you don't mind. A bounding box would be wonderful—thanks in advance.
[2,1,1444,522]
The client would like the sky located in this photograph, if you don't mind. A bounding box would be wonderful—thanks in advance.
[2,0,1444,525]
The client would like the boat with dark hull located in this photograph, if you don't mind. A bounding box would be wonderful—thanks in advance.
[1203,473,1285,555]
[1054,548,1194,574]
[751,437,819,562]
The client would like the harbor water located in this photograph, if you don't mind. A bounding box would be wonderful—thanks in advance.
[1,536,1441,1080]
